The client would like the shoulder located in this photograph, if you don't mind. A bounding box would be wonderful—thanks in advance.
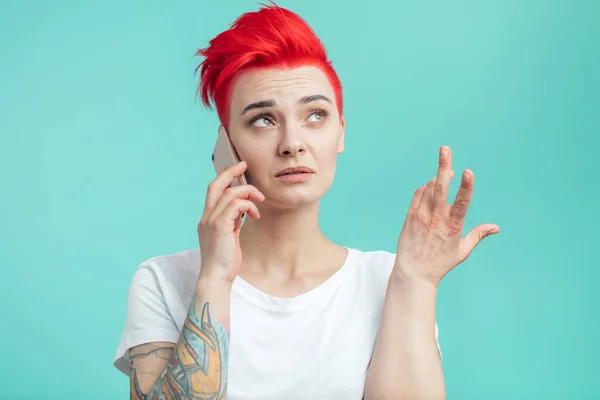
[114,249,201,375]
[126,248,201,324]
[347,247,396,275]
[132,248,201,290]
[139,248,201,273]
[342,247,397,291]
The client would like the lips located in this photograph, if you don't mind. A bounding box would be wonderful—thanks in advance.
[275,166,314,177]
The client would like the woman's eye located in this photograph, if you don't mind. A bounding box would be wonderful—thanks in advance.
[250,115,274,127]
[307,111,327,123]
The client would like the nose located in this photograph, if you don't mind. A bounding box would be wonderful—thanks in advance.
[278,124,306,157]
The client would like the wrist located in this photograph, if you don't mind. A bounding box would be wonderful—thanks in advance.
[198,262,235,284]
[196,271,233,297]
[389,268,439,297]
[391,264,440,291]
[387,270,438,323]
[195,273,233,331]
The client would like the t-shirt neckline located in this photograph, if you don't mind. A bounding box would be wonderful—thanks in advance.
[231,247,355,311]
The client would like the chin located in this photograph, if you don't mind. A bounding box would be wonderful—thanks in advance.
[264,185,330,210]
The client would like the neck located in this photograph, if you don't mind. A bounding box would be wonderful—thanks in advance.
[238,201,332,276]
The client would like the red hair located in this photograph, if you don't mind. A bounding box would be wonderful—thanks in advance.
[195,3,343,128]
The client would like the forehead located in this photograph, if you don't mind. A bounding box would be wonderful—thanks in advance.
[229,65,336,110]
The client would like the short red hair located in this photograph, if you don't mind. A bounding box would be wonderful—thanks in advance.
[195,3,343,128]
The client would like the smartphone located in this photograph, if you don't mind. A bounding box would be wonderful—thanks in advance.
[212,125,248,229]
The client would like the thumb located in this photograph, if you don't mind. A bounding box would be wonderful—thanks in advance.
[459,223,500,261]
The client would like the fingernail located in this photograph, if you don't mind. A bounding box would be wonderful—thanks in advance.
[440,147,448,156]
[240,161,247,166]
[467,170,474,181]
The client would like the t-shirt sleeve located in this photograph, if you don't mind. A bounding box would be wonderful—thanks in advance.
[113,263,181,376]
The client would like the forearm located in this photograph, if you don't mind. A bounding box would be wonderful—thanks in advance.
[135,278,231,400]
[364,273,445,400]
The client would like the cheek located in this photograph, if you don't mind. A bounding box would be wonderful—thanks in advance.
[233,139,265,169]
[317,137,341,163]
[239,151,271,185]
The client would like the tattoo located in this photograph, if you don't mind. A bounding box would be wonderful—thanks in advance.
[130,300,229,400]
[130,347,175,362]
[130,346,175,400]
[131,367,147,400]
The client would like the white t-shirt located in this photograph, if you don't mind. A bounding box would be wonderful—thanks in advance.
[114,247,441,400]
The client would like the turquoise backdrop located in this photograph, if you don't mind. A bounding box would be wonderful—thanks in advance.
[1,0,598,398]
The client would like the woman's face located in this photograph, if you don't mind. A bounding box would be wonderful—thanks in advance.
[227,65,345,210]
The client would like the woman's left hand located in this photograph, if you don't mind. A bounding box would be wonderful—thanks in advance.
[394,146,500,287]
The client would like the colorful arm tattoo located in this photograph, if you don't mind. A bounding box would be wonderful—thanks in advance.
[130,300,229,400]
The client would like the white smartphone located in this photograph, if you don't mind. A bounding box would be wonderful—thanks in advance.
[212,125,248,229]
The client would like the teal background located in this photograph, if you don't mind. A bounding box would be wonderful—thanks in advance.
[1,0,598,398]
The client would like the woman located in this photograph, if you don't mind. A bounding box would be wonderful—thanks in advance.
[113,4,499,400]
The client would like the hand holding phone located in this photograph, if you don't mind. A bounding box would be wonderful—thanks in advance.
[197,160,264,282]
[196,126,264,282]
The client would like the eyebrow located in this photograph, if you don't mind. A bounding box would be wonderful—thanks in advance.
[241,94,332,115]
[299,94,332,105]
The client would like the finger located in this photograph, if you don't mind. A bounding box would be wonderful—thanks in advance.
[210,184,265,220]
[204,161,248,214]
[458,223,500,261]
[409,184,427,212]
[216,199,261,232]
[417,168,455,210]
[417,176,436,211]
[432,146,453,213]
[449,169,474,223]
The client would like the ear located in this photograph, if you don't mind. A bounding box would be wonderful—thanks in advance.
[337,116,345,154]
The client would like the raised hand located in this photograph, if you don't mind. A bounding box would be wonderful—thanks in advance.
[394,146,500,287]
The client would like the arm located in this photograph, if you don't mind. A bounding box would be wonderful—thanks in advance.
[364,274,444,400]
[129,342,175,397]
[127,161,261,399]
[365,146,500,399]
[129,279,231,400]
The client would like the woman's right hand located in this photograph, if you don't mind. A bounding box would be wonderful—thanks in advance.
[197,161,265,283]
